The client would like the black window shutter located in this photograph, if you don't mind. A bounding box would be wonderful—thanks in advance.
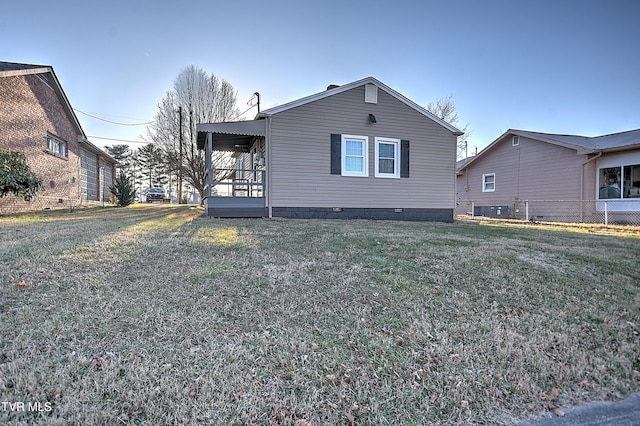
[331,134,341,175]
[401,140,410,178]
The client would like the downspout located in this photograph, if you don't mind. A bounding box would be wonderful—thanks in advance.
[266,116,273,218]
[580,151,602,221]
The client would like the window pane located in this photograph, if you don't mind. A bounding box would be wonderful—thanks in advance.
[623,164,640,198]
[379,158,394,174]
[345,141,362,156]
[483,174,495,192]
[599,167,621,199]
[345,157,363,172]
[379,143,395,159]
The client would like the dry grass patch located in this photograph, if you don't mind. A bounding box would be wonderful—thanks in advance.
[1,206,638,425]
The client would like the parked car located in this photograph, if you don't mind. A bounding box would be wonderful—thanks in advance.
[146,187,166,203]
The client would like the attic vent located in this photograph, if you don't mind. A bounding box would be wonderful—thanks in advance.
[327,84,340,91]
[365,84,378,104]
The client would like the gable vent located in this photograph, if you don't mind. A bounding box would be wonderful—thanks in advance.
[365,84,378,104]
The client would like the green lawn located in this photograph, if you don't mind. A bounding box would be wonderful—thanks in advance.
[1,205,638,425]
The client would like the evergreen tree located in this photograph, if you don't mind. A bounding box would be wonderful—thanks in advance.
[109,170,136,207]
[136,144,167,189]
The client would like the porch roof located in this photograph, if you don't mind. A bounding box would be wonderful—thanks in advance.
[196,119,266,152]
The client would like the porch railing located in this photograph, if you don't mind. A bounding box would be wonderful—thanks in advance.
[209,168,265,198]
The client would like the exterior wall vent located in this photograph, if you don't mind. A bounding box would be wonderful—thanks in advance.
[365,84,378,104]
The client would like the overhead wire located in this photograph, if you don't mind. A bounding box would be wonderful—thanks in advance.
[74,108,154,126]
[237,103,257,118]
[83,98,258,146]
[87,136,150,144]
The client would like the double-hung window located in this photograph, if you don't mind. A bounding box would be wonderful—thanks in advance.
[374,137,400,178]
[341,134,369,177]
[482,173,495,192]
[47,134,67,158]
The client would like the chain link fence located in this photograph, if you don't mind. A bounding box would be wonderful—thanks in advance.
[456,199,640,227]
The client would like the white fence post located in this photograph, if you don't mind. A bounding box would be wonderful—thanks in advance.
[604,200,608,227]
[471,201,475,217]
[525,200,529,221]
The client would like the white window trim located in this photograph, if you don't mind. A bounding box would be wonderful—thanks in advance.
[374,137,400,178]
[365,84,378,104]
[482,173,495,192]
[512,135,519,146]
[341,134,369,177]
[47,134,67,158]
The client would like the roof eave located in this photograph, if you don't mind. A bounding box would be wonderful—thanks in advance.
[600,143,640,153]
[510,130,597,154]
[257,76,463,135]
[78,138,117,163]
[458,129,603,172]
[0,67,53,78]
[47,68,86,139]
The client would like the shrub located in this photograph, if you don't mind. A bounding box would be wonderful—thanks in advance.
[0,150,43,199]
[109,171,136,207]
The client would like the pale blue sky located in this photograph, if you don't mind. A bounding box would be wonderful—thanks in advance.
[2,0,638,154]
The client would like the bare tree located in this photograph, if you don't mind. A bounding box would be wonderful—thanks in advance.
[147,65,241,202]
[425,94,471,160]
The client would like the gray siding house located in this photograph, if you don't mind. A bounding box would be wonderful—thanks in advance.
[456,128,640,221]
[197,77,463,221]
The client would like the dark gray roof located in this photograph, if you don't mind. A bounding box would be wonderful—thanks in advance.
[458,128,640,171]
[591,128,640,150]
[0,61,49,73]
[512,130,599,151]
[456,156,475,169]
[510,129,640,151]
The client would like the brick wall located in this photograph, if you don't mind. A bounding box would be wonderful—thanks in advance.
[0,73,81,213]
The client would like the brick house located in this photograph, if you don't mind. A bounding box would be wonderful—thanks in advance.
[0,61,116,213]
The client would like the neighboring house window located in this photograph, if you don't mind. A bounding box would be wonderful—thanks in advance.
[482,173,495,192]
[512,135,519,146]
[623,164,640,198]
[47,135,67,158]
[375,137,400,178]
[599,165,640,199]
[341,134,369,177]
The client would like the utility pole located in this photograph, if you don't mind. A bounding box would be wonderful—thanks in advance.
[178,106,183,204]
[254,92,261,113]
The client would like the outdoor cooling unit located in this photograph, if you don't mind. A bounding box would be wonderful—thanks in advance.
[474,205,511,218]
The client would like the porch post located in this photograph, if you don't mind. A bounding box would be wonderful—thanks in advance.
[205,132,213,200]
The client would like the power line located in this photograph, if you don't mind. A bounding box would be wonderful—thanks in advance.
[74,108,154,126]
[87,135,150,144]
[237,103,257,118]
